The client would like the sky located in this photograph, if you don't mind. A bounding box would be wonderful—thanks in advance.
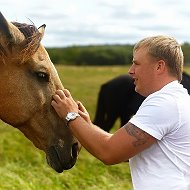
[1,0,190,47]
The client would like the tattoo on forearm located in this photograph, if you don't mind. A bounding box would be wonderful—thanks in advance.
[124,123,150,147]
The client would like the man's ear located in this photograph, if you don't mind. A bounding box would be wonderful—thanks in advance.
[156,60,166,73]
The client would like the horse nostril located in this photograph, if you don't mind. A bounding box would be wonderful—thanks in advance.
[71,143,78,158]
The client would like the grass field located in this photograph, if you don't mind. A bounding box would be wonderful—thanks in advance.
[1,65,190,190]
[0,65,133,190]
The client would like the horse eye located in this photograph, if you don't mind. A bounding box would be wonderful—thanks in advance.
[36,72,49,82]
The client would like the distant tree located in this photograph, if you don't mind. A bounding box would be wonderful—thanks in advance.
[182,42,190,65]
[46,43,190,66]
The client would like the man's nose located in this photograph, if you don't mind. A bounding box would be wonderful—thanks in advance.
[128,64,134,75]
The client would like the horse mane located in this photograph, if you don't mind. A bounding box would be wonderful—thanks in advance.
[12,22,42,62]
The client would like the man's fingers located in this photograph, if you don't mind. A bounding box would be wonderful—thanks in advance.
[63,89,71,98]
[55,90,66,99]
[77,101,88,113]
[52,94,62,103]
[51,100,56,106]
[54,89,72,99]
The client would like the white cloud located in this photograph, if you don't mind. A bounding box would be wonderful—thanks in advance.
[1,0,190,47]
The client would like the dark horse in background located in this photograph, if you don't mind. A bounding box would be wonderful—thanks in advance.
[93,72,190,132]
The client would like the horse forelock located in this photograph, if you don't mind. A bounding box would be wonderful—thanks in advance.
[0,22,42,63]
[12,22,42,62]
[12,22,38,40]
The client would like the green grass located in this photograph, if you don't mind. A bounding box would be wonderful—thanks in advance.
[2,65,190,190]
[0,65,133,190]
[1,65,190,190]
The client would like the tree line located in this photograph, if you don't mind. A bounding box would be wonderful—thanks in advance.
[46,43,190,66]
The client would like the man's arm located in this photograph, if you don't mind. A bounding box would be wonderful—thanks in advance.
[68,118,156,164]
[51,89,156,165]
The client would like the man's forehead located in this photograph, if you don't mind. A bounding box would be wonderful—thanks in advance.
[133,47,149,57]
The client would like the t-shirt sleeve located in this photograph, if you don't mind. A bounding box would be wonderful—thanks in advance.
[129,93,179,140]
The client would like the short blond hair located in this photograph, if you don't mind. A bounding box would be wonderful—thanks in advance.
[134,35,184,81]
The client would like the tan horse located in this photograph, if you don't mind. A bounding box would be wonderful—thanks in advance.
[0,12,80,173]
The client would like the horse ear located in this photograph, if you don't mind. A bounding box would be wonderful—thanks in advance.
[0,12,25,45]
[0,12,13,41]
[38,24,46,39]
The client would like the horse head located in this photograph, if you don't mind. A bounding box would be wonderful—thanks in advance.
[0,12,80,173]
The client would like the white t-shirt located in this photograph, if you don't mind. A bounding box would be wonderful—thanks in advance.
[129,81,190,190]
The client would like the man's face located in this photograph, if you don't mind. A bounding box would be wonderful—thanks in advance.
[128,47,158,97]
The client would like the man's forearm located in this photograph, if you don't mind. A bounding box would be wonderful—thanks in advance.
[68,116,113,164]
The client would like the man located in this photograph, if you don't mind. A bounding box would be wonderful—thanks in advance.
[51,35,190,190]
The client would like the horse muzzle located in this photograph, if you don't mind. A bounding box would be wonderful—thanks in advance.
[46,142,80,173]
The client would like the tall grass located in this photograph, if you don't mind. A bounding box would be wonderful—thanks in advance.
[0,66,133,190]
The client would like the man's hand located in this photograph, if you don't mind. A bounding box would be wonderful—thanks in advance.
[51,89,92,125]
[77,101,92,125]
[51,89,78,119]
